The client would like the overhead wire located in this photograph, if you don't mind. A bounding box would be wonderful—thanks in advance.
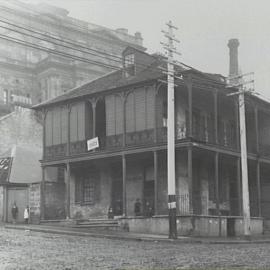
[0,24,125,67]
[0,33,121,70]
[0,4,240,86]
[0,6,208,76]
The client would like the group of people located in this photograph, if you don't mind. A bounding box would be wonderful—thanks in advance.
[134,198,154,217]
[107,198,154,219]
[11,202,30,224]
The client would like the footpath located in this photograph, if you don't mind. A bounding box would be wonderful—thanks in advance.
[4,223,270,244]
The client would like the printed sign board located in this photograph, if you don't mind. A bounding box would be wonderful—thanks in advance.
[87,137,99,151]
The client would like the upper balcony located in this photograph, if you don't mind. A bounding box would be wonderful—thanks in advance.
[42,84,270,161]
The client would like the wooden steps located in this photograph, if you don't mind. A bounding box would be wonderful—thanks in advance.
[73,218,120,230]
[40,218,120,231]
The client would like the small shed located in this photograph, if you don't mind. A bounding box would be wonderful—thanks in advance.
[0,145,41,222]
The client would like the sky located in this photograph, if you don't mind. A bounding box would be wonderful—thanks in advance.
[19,0,270,100]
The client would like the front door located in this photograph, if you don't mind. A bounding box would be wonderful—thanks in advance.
[7,187,28,223]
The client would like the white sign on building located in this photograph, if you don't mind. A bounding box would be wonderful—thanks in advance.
[87,137,99,151]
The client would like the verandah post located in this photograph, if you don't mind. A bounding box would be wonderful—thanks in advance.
[122,154,127,216]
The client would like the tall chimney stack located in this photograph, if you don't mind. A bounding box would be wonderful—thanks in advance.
[228,38,240,77]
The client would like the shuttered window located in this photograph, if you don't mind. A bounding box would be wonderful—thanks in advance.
[45,107,69,146]
[125,92,135,132]
[135,89,146,130]
[52,108,61,145]
[70,105,78,142]
[77,103,85,141]
[70,102,86,142]
[125,87,155,132]
[115,95,123,134]
[105,95,115,136]
[61,107,68,143]
[45,110,53,146]
[146,87,155,129]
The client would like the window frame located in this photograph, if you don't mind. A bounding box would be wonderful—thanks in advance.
[75,176,96,205]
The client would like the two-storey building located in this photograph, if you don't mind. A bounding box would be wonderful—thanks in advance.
[33,46,270,236]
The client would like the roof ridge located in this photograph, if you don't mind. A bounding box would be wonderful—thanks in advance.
[33,69,121,109]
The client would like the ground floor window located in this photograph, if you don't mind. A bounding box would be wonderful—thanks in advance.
[75,177,96,205]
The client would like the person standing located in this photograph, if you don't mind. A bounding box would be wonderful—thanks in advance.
[134,198,142,216]
[24,206,29,224]
[11,202,18,224]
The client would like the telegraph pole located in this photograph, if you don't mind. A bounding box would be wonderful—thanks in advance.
[227,72,254,237]
[162,21,180,239]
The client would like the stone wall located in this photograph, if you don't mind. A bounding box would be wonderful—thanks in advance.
[126,163,144,216]
[70,164,111,219]
[120,216,228,237]
[44,182,66,220]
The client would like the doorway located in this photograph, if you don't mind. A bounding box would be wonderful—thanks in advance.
[7,187,28,223]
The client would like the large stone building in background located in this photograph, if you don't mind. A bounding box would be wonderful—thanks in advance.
[0,0,144,117]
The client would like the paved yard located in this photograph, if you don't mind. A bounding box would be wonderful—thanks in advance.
[0,227,269,269]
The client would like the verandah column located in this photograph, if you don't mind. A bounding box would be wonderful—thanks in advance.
[154,150,158,215]
[122,93,126,147]
[213,90,218,144]
[92,100,97,138]
[66,105,71,156]
[122,154,127,216]
[254,106,262,217]
[187,146,193,213]
[42,108,47,160]
[254,106,259,153]
[256,161,262,217]
[214,152,221,236]
[41,108,47,221]
[65,162,71,219]
[214,152,220,214]
[187,75,193,138]
[41,166,45,220]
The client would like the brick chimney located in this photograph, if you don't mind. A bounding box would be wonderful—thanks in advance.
[228,38,240,77]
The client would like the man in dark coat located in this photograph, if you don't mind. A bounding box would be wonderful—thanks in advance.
[11,202,18,224]
[134,198,141,216]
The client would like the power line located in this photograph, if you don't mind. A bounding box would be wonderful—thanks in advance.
[0,6,237,87]
[0,24,124,67]
[0,17,165,75]
[0,17,125,63]
[0,33,121,70]
[0,10,226,84]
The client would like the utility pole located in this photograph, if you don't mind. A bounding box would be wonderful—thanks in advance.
[227,72,254,237]
[161,21,180,239]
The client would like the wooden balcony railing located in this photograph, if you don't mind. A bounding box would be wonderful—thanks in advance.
[44,122,266,160]
[126,129,154,146]
[70,141,87,155]
[259,143,270,157]
[44,144,67,159]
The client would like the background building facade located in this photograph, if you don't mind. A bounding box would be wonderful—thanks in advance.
[0,0,144,116]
